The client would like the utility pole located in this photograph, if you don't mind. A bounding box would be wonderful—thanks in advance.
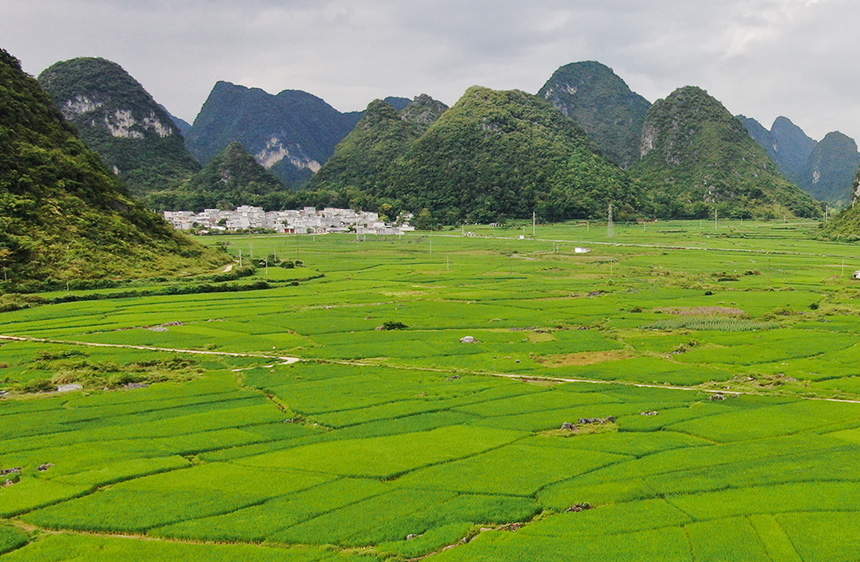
[714,209,718,229]
[532,211,536,236]
[607,204,615,238]
[239,249,242,268]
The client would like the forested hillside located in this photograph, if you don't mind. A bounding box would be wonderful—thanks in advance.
[38,57,200,197]
[0,49,224,288]
[633,87,820,219]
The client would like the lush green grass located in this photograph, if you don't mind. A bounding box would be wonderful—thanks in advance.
[0,533,381,562]
[2,221,860,559]
[0,526,28,555]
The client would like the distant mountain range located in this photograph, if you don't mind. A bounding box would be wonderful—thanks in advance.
[0,49,222,286]
[184,81,363,187]
[31,53,854,227]
[37,57,200,198]
[183,82,415,188]
[740,116,860,206]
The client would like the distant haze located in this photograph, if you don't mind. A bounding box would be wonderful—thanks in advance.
[3,0,859,142]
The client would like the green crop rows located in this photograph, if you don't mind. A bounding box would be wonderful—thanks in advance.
[2,219,860,560]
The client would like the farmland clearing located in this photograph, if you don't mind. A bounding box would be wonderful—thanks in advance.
[2,219,860,561]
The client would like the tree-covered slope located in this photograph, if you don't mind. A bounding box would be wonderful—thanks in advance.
[308,100,416,195]
[153,142,285,212]
[308,94,448,196]
[633,87,820,219]
[185,82,361,187]
[0,49,223,287]
[800,132,860,206]
[819,170,860,240]
[38,57,200,198]
[384,87,643,224]
[538,61,651,169]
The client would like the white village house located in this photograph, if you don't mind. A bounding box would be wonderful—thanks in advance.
[164,206,415,235]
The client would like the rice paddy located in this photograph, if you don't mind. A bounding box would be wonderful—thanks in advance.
[1,219,860,560]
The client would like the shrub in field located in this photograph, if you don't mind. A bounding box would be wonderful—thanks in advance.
[16,378,54,394]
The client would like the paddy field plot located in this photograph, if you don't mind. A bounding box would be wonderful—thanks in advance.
[2,220,860,561]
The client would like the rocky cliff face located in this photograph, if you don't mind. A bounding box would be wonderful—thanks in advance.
[38,57,200,197]
[185,82,361,187]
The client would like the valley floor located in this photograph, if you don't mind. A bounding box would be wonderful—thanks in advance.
[1,220,859,561]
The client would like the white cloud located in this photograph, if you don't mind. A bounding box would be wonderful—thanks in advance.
[1,0,858,141]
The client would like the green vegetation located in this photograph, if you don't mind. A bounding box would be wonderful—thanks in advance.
[37,57,200,198]
[2,220,860,560]
[633,86,821,219]
[312,86,643,224]
[185,81,361,187]
[149,141,286,212]
[799,132,860,205]
[307,97,447,216]
[0,49,227,287]
[0,526,28,555]
[820,169,860,240]
[538,61,651,169]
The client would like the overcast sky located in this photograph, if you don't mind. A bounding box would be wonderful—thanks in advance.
[3,0,859,142]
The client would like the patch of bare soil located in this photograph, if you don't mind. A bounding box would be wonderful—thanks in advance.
[534,350,633,368]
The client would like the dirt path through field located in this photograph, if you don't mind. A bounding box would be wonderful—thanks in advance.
[431,233,860,260]
[4,333,860,405]
[0,334,300,364]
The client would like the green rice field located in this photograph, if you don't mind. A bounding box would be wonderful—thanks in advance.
[1,219,860,560]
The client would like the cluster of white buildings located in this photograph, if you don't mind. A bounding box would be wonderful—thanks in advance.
[163,206,414,235]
